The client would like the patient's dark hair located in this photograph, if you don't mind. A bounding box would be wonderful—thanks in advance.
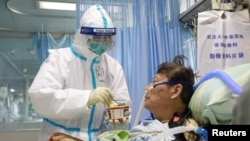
[157,55,195,105]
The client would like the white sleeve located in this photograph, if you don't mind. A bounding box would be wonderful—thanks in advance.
[28,52,91,119]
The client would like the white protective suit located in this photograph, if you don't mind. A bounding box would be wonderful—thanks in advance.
[28,4,131,141]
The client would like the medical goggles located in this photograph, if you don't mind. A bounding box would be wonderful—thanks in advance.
[80,26,116,36]
[153,81,193,88]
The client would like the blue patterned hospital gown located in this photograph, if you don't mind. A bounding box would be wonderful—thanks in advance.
[128,119,175,141]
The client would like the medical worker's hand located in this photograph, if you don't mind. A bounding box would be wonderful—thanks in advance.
[87,87,114,107]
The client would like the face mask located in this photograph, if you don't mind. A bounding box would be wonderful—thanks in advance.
[88,41,110,55]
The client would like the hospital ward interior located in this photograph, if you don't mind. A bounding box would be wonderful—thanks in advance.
[0,0,250,140]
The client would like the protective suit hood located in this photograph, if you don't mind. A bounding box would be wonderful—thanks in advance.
[72,4,114,59]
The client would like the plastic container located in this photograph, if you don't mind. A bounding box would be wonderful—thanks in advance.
[107,105,130,121]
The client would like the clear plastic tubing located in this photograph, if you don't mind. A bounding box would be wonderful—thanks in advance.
[150,126,208,141]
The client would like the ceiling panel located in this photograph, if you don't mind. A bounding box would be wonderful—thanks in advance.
[4,0,76,33]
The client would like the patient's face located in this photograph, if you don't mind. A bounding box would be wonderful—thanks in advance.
[144,73,172,114]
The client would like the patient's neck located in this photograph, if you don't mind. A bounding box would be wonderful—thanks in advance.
[154,103,186,123]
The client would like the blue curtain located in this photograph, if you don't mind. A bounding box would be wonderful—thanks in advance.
[32,33,74,64]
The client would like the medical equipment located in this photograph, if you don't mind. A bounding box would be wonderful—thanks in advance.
[133,94,145,127]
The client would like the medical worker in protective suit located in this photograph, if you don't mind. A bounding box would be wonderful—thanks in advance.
[28,4,131,141]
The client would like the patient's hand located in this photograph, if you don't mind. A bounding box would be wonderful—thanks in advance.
[48,132,82,141]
